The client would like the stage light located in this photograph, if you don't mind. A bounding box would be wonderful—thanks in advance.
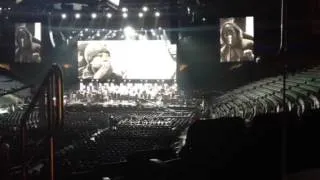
[61,13,67,19]
[96,31,100,37]
[85,28,89,32]
[202,17,206,22]
[155,11,160,17]
[91,13,97,19]
[75,13,81,19]
[0,7,2,11]
[124,26,135,37]
[142,6,148,12]
[122,7,128,12]
[138,12,143,18]
[122,12,128,18]
[158,27,162,30]
[107,13,112,18]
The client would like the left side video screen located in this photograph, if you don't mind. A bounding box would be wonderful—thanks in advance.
[15,22,41,63]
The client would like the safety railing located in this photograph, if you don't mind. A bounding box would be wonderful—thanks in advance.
[20,64,64,180]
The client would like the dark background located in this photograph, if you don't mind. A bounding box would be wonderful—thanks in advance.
[0,0,319,92]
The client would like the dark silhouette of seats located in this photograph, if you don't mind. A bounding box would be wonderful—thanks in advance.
[164,117,247,180]
[298,109,320,170]
[246,112,300,179]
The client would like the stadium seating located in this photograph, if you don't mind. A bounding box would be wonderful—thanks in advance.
[1,65,320,180]
[0,105,193,177]
[211,66,320,120]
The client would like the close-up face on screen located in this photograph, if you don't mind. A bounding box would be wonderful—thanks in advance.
[220,16,254,63]
[14,22,42,63]
[77,40,176,80]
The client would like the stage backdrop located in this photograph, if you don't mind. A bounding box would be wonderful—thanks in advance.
[78,40,176,80]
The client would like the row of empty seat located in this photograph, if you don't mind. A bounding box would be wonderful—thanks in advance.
[211,65,320,120]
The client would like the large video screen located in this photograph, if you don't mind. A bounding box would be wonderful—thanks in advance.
[220,16,254,63]
[14,22,42,63]
[78,40,176,80]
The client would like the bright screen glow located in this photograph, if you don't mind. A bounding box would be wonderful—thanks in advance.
[220,16,254,63]
[78,40,176,80]
[108,0,120,6]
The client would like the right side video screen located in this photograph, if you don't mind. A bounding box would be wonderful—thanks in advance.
[220,16,254,63]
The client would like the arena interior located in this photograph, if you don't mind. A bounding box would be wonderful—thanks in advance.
[0,0,320,180]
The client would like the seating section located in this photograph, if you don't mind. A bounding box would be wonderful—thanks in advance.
[1,65,320,180]
[0,107,193,174]
[211,65,320,120]
[123,111,320,180]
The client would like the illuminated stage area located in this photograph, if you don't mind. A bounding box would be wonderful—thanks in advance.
[1,1,320,180]
[67,80,181,107]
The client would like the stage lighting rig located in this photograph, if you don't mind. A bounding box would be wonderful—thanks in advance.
[75,13,81,19]
[138,12,143,18]
[142,6,148,12]
[61,13,67,19]
[106,12,112,18]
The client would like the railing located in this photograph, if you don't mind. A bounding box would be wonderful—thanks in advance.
[20,64,64,180]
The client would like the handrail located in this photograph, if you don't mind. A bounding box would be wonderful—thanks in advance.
[0,84,34,98]
[20,64,64,180]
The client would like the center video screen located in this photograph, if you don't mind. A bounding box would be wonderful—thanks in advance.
[220,16,254,63]
[78,40,176,80]
[14,22,42,63]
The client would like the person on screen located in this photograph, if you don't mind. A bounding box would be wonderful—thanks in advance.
[15,24,41,63]
[220,19,254,62]
[81,43,123,81]
[78,43,87,77]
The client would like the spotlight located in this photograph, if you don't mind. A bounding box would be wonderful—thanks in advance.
[152,31,156,36]
[155,11,160,17]
[122,12,128,18]
[107,13,112,19]
[202,17,206,22]
[75,13,81,19]
[91,13,97,19]
[0,7,2,11]
[61,13,67,19]
[124,26,135,37]
[138,12,143,18]
[85,28,89,32]
[142,6,148,12]
[122,7,128,12]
